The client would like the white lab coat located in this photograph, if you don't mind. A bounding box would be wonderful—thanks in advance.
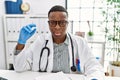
[13,33,105,79]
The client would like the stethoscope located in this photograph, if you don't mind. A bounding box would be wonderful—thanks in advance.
[39,34,77,72]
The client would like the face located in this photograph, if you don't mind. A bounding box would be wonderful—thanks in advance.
[48,11,68,41]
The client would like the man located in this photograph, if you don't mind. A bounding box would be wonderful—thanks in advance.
[14,5,105,79]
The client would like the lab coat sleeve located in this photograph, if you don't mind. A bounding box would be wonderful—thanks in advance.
[84,43,105,79]
[13,35,43,72]
[13,44,33,72]
[75,37,105,80]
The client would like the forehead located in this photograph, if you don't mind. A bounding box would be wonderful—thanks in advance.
[48,11,68,20]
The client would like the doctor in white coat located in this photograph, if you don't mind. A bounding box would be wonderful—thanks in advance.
[13,5,105,80]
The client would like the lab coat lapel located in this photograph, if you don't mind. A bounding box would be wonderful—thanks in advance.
[67,33,78,73]
[46,34,53,72]
[67,33,74,73]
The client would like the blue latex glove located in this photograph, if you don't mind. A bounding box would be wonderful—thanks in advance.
[18,24,36,44]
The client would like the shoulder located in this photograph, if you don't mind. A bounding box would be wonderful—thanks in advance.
[34,33,52,42]
[31,33,53,47]
[69,34,87,45]
[30,34,52,50]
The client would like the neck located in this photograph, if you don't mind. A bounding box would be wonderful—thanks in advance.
[53,35,66,44]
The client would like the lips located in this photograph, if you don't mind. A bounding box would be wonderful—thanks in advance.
[55,33,61,36]
[54,32,61,36]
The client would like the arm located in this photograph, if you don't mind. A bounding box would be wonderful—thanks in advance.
[16,43,25,50]
[82,41,105,80]
[13,24,36,72]
[75,36,105,80]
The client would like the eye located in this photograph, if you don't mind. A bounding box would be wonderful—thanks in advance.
[59,21,68,26]
[48,21,57,27]
[60,21,65,24]
[51,21,55,23]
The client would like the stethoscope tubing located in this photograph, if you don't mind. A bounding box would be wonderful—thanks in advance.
[68,34,76,72]
[39,40,50,72]
[39,34,77,72]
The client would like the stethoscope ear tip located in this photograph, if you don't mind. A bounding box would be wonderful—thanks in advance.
[71,66,76,72]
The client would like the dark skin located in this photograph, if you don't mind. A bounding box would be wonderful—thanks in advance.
[48,11,68,44]
[16,11,68,50]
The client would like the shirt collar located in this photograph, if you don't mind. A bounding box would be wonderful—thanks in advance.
[64,34,69,46]
[53,34,69,46]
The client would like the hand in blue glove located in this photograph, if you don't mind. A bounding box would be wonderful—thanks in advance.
[18,24,36,44]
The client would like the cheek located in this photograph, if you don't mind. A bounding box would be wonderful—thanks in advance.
[62,28,67,32]
[63,27,67,31]
[49,27,54,32]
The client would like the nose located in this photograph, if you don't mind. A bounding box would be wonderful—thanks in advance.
[55,22,61,29]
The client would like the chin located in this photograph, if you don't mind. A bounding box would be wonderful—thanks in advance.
[54,35,62,38]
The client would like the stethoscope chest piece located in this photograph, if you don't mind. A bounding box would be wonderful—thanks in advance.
[71,66,76,72]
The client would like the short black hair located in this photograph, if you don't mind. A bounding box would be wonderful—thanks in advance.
[48,5,68,17]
